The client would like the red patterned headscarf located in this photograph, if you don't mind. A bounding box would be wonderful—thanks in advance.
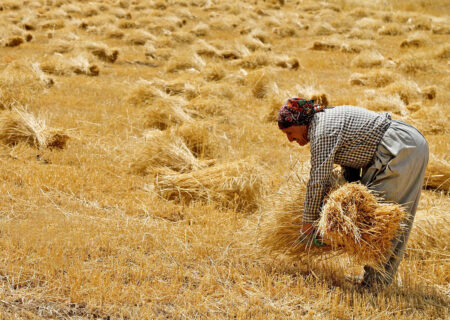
[277,98,324,129]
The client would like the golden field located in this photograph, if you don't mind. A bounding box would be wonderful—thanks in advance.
[0,0,449,318]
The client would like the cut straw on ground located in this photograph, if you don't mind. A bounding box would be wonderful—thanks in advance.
[154,159,265,212]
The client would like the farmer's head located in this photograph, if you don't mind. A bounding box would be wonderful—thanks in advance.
[277,98,324,146]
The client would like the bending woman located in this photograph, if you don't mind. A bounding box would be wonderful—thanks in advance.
[277,98,429,288]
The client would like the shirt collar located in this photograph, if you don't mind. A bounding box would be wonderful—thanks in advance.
[307,113,317,142]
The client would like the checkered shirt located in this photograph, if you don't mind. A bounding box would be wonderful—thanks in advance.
[303,106,392,223]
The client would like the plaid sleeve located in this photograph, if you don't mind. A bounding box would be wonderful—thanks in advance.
[303,133,340,224]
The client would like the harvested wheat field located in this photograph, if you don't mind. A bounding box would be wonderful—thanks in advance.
[0,0,448,319]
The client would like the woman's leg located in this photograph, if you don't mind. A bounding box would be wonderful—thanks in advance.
[360,120,429,287]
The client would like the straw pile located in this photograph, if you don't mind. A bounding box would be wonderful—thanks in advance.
[169,120,223,158]
[425,153,450,192]
[130,130,205,175]
[154,160,264,212]
[408,208,450,256]
[258,165,344,260]
[143,99,192,130]
[0,108,69,149]
[318,183,406,268]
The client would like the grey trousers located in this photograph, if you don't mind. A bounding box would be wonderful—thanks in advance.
[360,120,429,285]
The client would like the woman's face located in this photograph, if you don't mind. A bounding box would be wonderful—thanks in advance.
[281,125,309,146]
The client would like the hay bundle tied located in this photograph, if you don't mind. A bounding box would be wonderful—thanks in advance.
[154,159,264,212]
[318,183,406,268]
[0,108,68,149]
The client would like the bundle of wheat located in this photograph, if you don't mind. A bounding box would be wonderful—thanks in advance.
[347,27,377,40]
[143,99,191,130]
[400,32,430,48]
[130,130,204,175]
[258,165,344,260]
[361,92,405,115]
[351,50,384,68]
[349,70,398,88]
[0,108,68,149]
[258,168,330,259]
[425,153,450,192]
[127,80,166,106]
[435,44,450,60]
[378,23,404,36]
[310,40,339,51]
[70,55,99,76]
[40,54,99,76]
[382,80,421,105]
[165,51,205,73]
[246,69,276,99]
[0,61,53,108]
[195,40,221,58]
[154,160,264,212]
[5,36,24,47]
[238,51,271,69]
[311,22,335,36]
[318,183,406,268]
[203,65,226,82]
[185,97,227,117]
[406,105,448,135]
[90,47,119,63]
[408,208,450,256]
[398,54,432,74]
[273,55,300,69]
[191,22,210,36]
[355,17,382,31]
[262,94,285,122]
[169,120,224,158]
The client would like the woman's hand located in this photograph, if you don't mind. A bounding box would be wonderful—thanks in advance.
[300,223,327,247]
[301,223,315,235]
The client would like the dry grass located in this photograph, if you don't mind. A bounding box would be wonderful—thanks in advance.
[398,54,434,74]
[4,36,24,47]
[90,47,119,63]
[129,129,205,175]
[142,99,192,130]
[350,70,398,88]
[361,92,406,115]
[154,159,265,212]
[400,32,431,48]
[378,23,404,36]
[351,50,385,68]
[245,69,278,99]
[165,51,205,73]
[258,163,336,260]
[170,120,224,158]
[425,154,450,192]
[408,206,450,255]
[0,108,68,149]
[381,80,422,105]
[40,54,100,76]
[406,105,449,135]
[0,0,448,318]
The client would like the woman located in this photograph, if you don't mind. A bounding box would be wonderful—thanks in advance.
[278,98,429,288]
